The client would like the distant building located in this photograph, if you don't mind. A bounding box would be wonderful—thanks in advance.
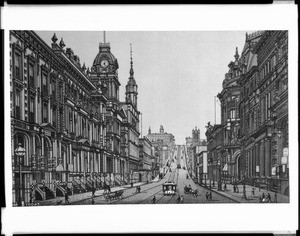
[139,137,153,182]
[146,125,175,173]
[196,150,208,186]
[185,127,207,180]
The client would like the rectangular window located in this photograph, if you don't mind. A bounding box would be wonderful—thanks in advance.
[14,53,21,79]
[69,109,73,132]
[29,64,34,87]
[42,73,48,95]
[15,90,21,119]
[267,93,271,118]
[29,97,35,123]
[53,107,57,127]
[52,81,56,98]
[43,102,48,123]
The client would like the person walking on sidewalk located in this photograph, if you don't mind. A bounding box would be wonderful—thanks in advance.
[274,192,277,203]
[206,192,209,202]
[266,193,271,203]
[92,187,96,197]
[251,188,255,197]
[233,185,236,193]
[180,195,184,203]
[151,195,156,204]
[65,192,69,205]
[224,183,227,191]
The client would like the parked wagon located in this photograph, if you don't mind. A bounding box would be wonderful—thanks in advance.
[163,182,177,196]
[104,190,124,202]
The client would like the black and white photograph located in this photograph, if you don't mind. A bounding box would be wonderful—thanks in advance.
[2,3,298,235]
[9,30,290,206]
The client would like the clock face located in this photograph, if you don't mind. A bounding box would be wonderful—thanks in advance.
[100,59,109,68]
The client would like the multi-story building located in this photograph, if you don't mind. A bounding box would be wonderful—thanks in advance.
[206,30,289,196]
[196,149,208,186]
[146,125,175,173]
[205,123,223,187]
[10,30,143,206]
[139,137,153,182]
[239,31,289,195]
[185,127,206,180]
[217,47,242,183]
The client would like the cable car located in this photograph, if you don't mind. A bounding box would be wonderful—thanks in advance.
[163,181,177,196]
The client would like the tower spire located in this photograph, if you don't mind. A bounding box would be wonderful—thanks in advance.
[234,47,239,61]
[130,43,134,76]
[103,31,106,43]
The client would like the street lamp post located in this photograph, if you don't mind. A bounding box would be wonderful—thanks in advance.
[15,143,26,206]
[217,159,221,191]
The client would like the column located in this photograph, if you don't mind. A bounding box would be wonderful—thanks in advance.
[260,139,265,176]
[104,154,107,173]
[265,139,271,177]
[87,152,90,173]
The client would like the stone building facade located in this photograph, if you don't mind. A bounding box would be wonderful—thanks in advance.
[239,31,289,195]
[10,30,143,206]
[146,125,175,173]
[206,31,289,196]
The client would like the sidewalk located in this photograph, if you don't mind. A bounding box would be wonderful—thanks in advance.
[37,182,148,206]
[200,182,289,203]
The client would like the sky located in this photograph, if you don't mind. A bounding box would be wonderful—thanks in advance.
[37,31,246,144]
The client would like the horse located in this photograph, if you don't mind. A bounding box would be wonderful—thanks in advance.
[184,186,192,194]
[189,189,198,197]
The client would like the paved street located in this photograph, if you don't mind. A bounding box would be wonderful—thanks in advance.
[36,145,288,206]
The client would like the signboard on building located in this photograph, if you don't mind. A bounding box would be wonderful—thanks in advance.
[271,167,276,176]
[256,165,259,173]
[281,147,289,164]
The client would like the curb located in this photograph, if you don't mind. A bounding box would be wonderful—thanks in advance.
[198,184,241,203]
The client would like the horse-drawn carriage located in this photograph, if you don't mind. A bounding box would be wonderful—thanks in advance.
[163,182,177,196]
[103,190,124,202]
[184,186,198,197]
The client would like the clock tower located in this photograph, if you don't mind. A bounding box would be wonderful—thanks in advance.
[89,32,122,175]
[89,32,120,106]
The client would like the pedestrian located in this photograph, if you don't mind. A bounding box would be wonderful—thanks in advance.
[209,191,212,201]
[206,192,209,201]
[251,188,255,197]
[233,185,236,193]
[224,183,227,191]
[242,189,247,200]
[91,198,95,205]
[180,195,184,203]
[65,192,69,204]
[151,195,156,204]
[92,187,95,197]
[177,195,181,203]
[266,193,271,202]
[274,192,277,203]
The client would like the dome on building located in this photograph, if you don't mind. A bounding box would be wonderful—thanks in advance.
[91,42,119,72]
